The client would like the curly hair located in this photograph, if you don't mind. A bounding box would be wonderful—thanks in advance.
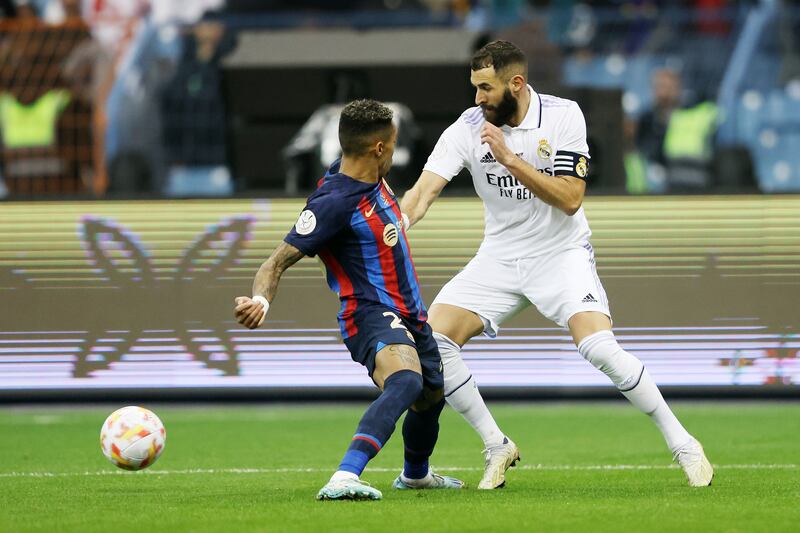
[338,99,394,156]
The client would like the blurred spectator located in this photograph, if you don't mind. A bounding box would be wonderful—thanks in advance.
[158,19,236,195]
[661,98,718,191]
[636,67,681,166]
[633,67,720,192]
[284,102,419,194]
[104,19,179,194]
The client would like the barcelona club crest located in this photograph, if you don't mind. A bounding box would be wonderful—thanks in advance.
[537,139,552,159]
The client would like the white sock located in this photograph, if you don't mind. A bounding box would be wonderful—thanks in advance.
[330,470,358,482]
[400,470,432,485]
[578,330,692,452]
[434,332,505,449]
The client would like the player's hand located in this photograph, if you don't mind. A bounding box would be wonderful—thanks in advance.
[234,296,267,329]
[480,122,516,166]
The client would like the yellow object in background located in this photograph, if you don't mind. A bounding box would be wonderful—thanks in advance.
[0,90,71,148]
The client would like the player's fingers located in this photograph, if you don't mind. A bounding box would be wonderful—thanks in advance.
[239,307,255,328]
[235,304,257,324]
[248,308,266,329]
[234,296,249,306]
[235,301,255,313]
[244,303,265,328]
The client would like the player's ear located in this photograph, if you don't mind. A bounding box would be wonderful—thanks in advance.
[509,73,525,93]
[374,140,385,157]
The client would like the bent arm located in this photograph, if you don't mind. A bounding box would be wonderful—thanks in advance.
[505,157,586,216]
[252,241,306,302]
[400,170,449,227]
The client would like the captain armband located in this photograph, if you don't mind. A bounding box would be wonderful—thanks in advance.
[553,151,590,180]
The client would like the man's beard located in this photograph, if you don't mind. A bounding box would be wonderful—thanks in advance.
[481,88,518,126]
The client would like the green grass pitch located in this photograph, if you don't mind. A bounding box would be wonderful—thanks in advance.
[1,402,798,532]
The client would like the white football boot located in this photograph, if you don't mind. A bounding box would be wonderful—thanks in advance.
[673,437,714,487]
[392,469,464,490]
[316,478,382,500]
[478,437,520,489]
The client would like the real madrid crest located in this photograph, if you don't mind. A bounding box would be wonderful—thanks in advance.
[576,156,589,178]
[537,139,552,159]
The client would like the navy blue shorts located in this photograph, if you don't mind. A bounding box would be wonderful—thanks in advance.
[343,304,443,392]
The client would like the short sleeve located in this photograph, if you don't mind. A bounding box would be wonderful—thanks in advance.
[422,120,471,182]
[284,193,351,257]
[553,102,591,181]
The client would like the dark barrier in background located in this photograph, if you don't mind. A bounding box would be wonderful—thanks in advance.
[0,196,798,400]
[221,29,625,191]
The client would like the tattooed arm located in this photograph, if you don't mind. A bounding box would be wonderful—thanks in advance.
[234,242,305,329]
[251,241,305,301]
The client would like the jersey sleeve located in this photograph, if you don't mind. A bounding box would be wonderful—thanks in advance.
[284,192,351,257]
[553,102,591,181]
[422,120,471,182]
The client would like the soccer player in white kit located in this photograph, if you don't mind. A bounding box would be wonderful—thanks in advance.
[400,40,713,489]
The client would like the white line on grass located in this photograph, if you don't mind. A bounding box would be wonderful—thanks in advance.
[0,464,796,478]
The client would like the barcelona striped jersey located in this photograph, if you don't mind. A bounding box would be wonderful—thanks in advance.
[284,161,426,338]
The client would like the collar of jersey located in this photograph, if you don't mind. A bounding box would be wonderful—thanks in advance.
[502,85,542,131]
[326,172,380,188]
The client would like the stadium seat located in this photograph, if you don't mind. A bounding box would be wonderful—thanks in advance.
[752,130,800,192]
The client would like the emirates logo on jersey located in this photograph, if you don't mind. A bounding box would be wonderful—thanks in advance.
[383,223,399,247]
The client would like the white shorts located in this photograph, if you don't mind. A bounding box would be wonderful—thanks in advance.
[432,243,611,336]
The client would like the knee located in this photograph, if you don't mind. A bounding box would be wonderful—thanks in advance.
[429,305,483,346]
[411,387,445,413]
[577,330,643,389]
[384,369,424,401]
[434,332,461,373]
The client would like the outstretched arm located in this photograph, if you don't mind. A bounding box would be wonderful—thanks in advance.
[400,171,449,227]
[234,241,305,329]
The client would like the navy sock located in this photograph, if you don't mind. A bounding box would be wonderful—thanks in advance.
[402,394,445,479]
[338,369,423,476]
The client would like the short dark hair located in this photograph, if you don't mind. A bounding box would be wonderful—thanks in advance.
[338,99,394,156]
[470,40,527,79]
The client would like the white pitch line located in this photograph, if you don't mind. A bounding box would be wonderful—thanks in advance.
[0,464,796,478]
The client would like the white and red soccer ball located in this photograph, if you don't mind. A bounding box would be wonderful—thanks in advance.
[100,406,166,470]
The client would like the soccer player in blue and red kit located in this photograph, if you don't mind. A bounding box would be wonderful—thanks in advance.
[234,99,463,500]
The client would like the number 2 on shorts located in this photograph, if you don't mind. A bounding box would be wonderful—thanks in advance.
[382,311,408,331]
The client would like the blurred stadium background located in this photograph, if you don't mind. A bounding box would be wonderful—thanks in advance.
[0,0,798,400]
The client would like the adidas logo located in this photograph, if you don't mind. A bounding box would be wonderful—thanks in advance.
[479,152,496,164]
[581,293,597,303]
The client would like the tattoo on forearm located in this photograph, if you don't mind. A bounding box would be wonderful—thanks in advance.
[252,242,305,301]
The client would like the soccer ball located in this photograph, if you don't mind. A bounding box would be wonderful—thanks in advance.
[100,406,166,470]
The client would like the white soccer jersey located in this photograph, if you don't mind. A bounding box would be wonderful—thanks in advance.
[423,85,592,260]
